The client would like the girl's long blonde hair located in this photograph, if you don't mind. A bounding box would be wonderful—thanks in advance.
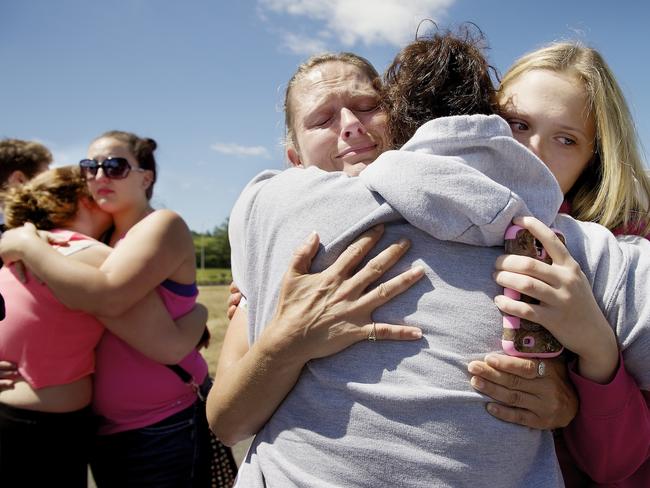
[499,42,650,234]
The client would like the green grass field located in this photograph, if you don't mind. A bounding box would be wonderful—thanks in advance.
[196,268,232,286]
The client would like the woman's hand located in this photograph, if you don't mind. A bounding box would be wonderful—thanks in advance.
[208,225,425,445]
[468,354,578,429]
[493,216,618,384]
[0,223,69,266]
[0,223,39,264]
[226,282,242,320]
[0,361,20,391]
[260,224,425,364]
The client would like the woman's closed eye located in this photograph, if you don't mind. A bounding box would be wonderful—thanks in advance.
[355,104,379,113]
[309,114,333,128]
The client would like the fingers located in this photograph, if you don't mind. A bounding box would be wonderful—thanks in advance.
[493,294,546,327]
[494,254,559,287]
[363,322,422,341]
[326,225,385,278]
[468,358,536,393]
[345,238,411,293]
[483,402,546,429]
[226,287,243,320]
[358,265,425,309]
[40,230,69,245]
[493,269,554,303]
[0,361,19,379]
[468,355,575,430]
[226,304,237,321]
[512,216,569,265]
[289,231,321,275]
[227,291,242,308]
[484,353,540,379]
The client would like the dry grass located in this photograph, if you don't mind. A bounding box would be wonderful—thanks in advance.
[197,285,253,466]
[197,285,232,375]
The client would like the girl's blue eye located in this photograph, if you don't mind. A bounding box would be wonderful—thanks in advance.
[507,119,528,131]
[559,137,576,146]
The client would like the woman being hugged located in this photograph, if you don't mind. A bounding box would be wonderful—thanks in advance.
[0,166,206,487]
[0,132,212,487]
[469,42,650,487]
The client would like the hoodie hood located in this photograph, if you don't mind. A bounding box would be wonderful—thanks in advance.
[360,114,564,246]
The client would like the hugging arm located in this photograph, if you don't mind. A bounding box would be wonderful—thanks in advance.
[70,240,207,363]
[207,226,425,446]
[564,356,650,483]
[0,210,195,317]
[471,216,650,481]
[20,237,206,364]
[99,296,208,364]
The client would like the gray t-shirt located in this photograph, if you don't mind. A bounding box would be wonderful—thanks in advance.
[230,115,650,487]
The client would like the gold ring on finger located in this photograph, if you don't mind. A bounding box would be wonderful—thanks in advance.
[368,322,377,342]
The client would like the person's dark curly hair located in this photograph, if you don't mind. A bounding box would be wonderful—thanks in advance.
[0,138,52,188]
[383,24,498,148]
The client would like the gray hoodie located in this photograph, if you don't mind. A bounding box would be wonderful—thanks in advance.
[229,115,650,487]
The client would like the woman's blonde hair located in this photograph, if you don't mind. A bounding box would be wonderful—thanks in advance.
[2,165,89,230]
[499,42,650,234]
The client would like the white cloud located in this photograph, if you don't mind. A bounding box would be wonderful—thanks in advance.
[281,32,329,56]
[211,142,271,159]
[259,0,455,49]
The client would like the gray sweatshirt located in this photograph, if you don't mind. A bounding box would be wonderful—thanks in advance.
[229,115,650,488]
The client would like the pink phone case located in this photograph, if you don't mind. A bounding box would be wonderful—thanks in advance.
[501,224,565,358]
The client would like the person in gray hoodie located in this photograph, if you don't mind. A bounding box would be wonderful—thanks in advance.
[217,31,650,487]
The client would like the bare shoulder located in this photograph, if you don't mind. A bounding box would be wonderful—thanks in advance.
[128,209,192,242]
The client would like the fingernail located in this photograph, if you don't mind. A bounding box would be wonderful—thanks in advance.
[412,328,423,339]
[487,403,499,415]
[470,377,484,389]
[307,231,317,243]
[398,238,410,248]
[467,362,481,374]
[411,266,425,277]
[485,355,500,367]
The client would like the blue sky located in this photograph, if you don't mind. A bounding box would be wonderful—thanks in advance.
[2,1,649,232]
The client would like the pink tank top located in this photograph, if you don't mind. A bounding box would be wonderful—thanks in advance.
[92,279,208,435]
[0,230,104,388]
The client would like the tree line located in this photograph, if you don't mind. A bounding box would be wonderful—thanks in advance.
[192,219,230,268]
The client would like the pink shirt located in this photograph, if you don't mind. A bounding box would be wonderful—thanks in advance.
[564,356,650,487]
[0,230,104,388]
[92,279,208,435]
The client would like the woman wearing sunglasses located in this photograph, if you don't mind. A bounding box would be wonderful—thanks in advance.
[0,131,212,488]
[0,165,207,488]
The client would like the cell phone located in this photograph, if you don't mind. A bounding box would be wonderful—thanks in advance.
[501,224,565,358]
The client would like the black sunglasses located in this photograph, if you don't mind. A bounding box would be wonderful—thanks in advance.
[79,157,145,180]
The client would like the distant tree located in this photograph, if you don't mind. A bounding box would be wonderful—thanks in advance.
[193,218,231,268]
